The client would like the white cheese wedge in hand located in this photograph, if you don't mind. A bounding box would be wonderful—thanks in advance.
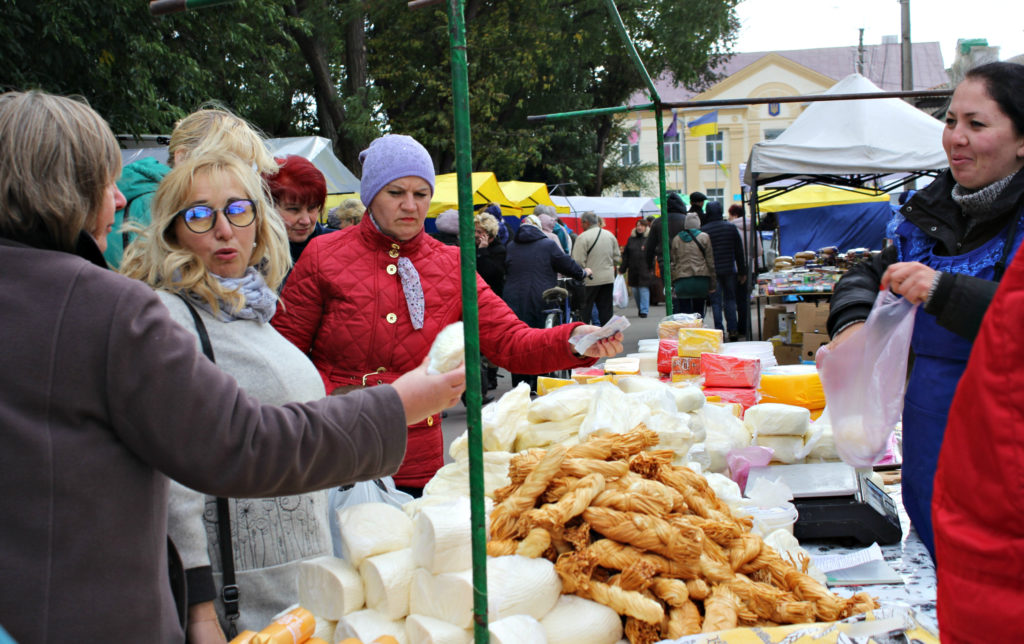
[427,322,465,374]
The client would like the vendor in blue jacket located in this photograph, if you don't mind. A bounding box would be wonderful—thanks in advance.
[825,61,1024,560]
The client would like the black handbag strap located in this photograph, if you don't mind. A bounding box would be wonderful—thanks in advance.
[583,228,614,263]
[679,229,707,256]
[173,293,239,637]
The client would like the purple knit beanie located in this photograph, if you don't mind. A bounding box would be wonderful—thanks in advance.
[358,134,436,206]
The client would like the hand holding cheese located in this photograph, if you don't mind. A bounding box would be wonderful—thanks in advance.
[391,356,466,425]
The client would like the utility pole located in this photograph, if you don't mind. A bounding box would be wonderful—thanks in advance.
[899,0,913,91]
[857,28,865,75]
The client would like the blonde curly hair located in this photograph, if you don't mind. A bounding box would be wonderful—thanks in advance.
[168,105,278,175]
[120,153,290,315]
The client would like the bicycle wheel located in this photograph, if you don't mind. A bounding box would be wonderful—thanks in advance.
[544,310,562,329]
[543,310,571,379]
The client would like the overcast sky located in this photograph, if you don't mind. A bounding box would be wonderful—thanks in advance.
[733,0,1024,64]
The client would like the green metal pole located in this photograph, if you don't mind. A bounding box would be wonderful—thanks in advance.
[601,0,671,313]
[653,106,672,314]
[602,0,660,98]
[444,1,488,642]
[526,102,655,122]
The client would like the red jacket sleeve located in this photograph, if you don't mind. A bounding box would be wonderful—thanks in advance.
[273,241,326,354]
[475,274,596,374]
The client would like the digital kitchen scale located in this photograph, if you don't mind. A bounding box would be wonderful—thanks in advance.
[745,462,903,545]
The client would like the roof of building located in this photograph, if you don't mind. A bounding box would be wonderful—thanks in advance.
[630,41,949,105]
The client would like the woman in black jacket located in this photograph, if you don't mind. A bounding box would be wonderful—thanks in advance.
[621,218,654,317]
[503,215,591,390]
[474,212,506,296]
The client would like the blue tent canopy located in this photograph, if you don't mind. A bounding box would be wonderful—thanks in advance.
[777,202,891,255]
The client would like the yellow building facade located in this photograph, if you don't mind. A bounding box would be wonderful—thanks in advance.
[616,41,949,210]
[620,54,836,210]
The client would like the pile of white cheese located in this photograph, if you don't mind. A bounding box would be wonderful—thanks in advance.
[298,495,628,644]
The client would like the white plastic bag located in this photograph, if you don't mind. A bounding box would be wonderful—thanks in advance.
[612,274,628,308]
[328,478,413,557]
[818,290,917,467]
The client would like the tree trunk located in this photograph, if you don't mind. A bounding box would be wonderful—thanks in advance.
[284,0,353,170]
[341,8,368,170]
[592,116,613,194]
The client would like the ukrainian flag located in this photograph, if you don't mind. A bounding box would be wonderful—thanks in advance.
[687,110,719,138]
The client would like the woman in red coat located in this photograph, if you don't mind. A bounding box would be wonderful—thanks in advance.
[272,134,623,495]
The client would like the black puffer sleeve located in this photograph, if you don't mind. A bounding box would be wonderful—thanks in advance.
[826,245,897,336]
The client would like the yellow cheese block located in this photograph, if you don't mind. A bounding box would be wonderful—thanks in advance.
[704,395,722,402]
[809,407,825,421]
[586,375,615,384]
[537,376,574,396]
[677,328,724,357]
[758,367,825,409]
[604,357,640,374]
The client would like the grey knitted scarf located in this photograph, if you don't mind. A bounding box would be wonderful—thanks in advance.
[188,267,278,323]
[951,171,1017,218]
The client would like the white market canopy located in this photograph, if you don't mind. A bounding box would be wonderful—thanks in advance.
[118,135,360,194]
[744,73,948,188]
[264,136,360,194]
[551,195,659,219]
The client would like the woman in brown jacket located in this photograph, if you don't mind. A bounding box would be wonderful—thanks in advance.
[670,213,716,316]
[0,90,464,644]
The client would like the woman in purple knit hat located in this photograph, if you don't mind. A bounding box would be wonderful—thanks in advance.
[272,134,623,496]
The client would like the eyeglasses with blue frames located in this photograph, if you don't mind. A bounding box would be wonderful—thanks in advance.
[176,199,257,234]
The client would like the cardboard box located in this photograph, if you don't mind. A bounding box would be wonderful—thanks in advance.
[795,302,830,333]
[761,305,786,339]
[801,332,830,362]
[778,312,801,344]
[773,342,803,365]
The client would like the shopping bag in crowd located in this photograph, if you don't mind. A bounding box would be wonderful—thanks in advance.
[817,290,917,468]
[327,477,413,557]
[612,274,629,308]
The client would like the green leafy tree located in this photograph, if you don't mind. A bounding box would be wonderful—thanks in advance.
[0,0,305,136]
[1,0,737,195]
[366,0,738,194]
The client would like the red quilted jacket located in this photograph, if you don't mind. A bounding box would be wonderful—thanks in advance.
[272,215,595,486]
[933,242,1024,640]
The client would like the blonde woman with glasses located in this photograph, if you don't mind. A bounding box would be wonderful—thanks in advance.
[122,153,356,640]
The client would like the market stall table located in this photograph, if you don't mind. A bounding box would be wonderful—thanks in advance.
[802,484,937,632]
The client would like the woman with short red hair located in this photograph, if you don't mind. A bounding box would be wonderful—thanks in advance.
[263,155,331,263]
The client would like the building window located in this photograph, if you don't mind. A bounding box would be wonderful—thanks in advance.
[704,132,723,164]
[706,188,724,205]
[620,142,640,165]
[663,133,681,164]
[764,128,786,141]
